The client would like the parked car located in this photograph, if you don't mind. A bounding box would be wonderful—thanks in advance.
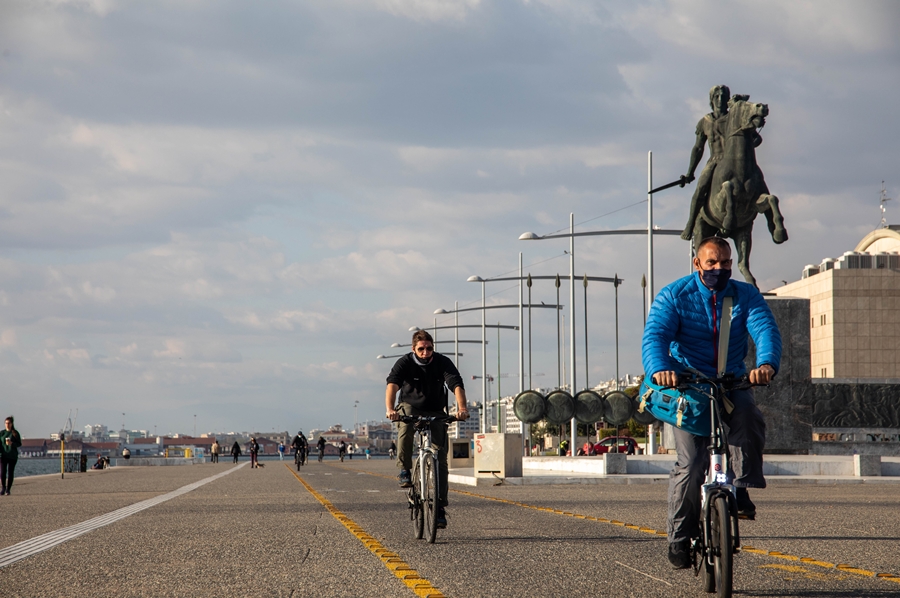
[594,436,638,455]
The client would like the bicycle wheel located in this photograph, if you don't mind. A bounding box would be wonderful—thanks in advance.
[423,454,438,544]
[295,453,301,471]
[411,459,424,539]
[709,495,733,598]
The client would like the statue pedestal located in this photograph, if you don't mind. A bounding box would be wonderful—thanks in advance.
[747,296,813,454]
[662,296,813,454]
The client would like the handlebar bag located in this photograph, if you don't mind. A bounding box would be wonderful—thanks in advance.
[637,378,710,437]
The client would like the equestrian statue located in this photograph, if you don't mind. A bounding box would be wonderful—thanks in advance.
[681,85,788,288]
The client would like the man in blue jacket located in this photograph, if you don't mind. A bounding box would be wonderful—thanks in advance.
[642,236,781,569]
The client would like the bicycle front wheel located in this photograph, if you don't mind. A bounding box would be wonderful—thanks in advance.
[711,495,733,598]
[423,454,438,543]
[411,459,424,539]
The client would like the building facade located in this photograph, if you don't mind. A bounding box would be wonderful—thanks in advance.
[771,226,900,379]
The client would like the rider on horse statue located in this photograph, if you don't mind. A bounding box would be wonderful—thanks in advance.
[680,85,788,288]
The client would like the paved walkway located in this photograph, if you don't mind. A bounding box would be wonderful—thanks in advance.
[3,459,900,597]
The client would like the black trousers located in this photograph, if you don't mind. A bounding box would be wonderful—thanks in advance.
[1,455,17,490]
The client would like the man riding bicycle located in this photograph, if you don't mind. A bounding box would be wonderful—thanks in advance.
[291,431,308,465]
[386,330,469,529]
[642,236,781,569]
[316,436,326,461]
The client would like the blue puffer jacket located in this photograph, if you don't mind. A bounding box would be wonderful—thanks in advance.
[642,272,782,378]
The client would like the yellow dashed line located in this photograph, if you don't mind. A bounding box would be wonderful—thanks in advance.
[339,464,900,587]
[285,464,446,598]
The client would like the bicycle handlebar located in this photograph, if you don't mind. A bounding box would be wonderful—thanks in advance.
[662,372,768,392]
[396,414,458,426]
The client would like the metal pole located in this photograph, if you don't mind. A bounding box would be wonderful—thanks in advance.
[648,151,654,314]
[583,274,589,390]
[556,275,561,389]
[519,251,531,440]
[519,253,524,397]
[455,301,459,369]
[527,274,533,389]
[497,324,502,433]
[614,274,620,391]
[481,280,487,434]
[569,213,576,456]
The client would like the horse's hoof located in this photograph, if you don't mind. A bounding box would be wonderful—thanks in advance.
[773,228,788,244]
[680,229,693,241]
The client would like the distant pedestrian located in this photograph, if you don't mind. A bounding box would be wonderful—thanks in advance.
[338,440,347,462]
[231,441,242,464]
[249,438,260,468]
[122,447,131,460]
[317,437,325,462]
[365,447,371,460]
[389,441,396,460]
[1,416,22,495]
[278,443,285,461]
[211,439,220,463]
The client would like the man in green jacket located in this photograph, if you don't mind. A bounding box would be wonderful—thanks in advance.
[1,416,22,495]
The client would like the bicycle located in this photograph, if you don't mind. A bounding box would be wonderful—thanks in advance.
[294,447,307,470]
[397,414,455,544]
[668,371,764,598]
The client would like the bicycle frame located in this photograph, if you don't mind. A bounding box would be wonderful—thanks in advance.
[676,373,750,566]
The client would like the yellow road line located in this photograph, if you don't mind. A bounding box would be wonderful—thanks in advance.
[339,465,900,586]
[285,464,446,598]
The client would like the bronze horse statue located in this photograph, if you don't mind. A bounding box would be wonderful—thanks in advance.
[688,95,788,287]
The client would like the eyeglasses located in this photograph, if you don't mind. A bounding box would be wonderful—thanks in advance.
[415,345,434,353]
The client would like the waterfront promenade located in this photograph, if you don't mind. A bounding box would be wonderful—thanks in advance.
[2,459,900,597]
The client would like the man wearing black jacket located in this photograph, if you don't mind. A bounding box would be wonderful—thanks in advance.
[385,330,469,529]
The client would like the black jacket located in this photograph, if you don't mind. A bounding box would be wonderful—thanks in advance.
[386,352,464,412]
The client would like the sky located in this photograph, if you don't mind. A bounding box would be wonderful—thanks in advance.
[2,0,899,438]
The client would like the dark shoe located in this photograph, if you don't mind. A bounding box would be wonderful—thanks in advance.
[436,507,447,529]
[0,487,5,496]
[736,487,756,520]
[398,470,412,488]
[668,539,691,569]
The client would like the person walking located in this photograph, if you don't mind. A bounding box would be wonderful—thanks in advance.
[211,439,220,463]
[642,236,781,569]
[389,441,396,460]
[338,440,347,462]
[1,416,22,495]
[249,437,260,468]
[231,441,242,464]
[278,442,285,461]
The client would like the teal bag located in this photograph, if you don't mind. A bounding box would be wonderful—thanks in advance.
[637,378,711,437]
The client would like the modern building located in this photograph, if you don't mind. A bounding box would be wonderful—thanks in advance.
[448,402,481,439]
[771,226,900,379]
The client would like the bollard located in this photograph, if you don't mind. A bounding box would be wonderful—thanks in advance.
[603,453,627,475]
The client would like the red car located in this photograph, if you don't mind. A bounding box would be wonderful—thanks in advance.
[593,436,638,455]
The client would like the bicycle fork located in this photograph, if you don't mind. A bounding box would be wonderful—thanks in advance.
[701,451,741,563]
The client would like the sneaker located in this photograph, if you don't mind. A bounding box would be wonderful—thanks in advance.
[436,507,447,529]
[668,539,691,569]
[736,487,756,520]
[398,470,412,488]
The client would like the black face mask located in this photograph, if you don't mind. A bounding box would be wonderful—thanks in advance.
[700,268,731,291]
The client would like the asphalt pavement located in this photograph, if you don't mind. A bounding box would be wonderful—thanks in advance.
[1,458,899,597]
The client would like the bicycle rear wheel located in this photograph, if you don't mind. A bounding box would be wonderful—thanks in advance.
[709,495,733,598]
[423,454,438,544]
[411,459,424,539]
